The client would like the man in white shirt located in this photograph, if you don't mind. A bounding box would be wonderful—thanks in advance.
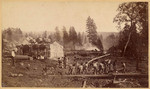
[122,62,126,73]
[79,63,84,74]
[93,62,99,74]
[11,50,16,66]
[99,62,104,74]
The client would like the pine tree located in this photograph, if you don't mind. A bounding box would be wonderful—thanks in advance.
[54,27,61,42]
[86,16,97,44]
[86,16,103,52]
[69,26,77,49]
[62,26,69,44]
[77,32,82,46]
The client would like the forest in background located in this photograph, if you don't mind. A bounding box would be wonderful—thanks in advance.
[2,27,118,51]
[2,2,148,60]
[2,2,148,87]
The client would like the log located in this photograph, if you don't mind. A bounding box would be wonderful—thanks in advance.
[48,73,148,79]
[14,55,30,60]
[87,54,110,65]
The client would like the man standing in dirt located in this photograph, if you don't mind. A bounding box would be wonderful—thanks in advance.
[11,50,15,66]
[79,63,84,74]
[99,62,104,74]
[122,62,126,73]
[72,64,76,75]
[61,57,64,68]
[113,60,117,72]
[83,62,88,74]
[93,62,99,75]
[58,57,61,68]
[108,59,111,72]
[103,60,108,74]
[68,64,73,74]
[63,56,67,69]
[76,62,80,74]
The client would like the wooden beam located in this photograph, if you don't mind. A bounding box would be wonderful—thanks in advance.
[14,55,30,60]
[48,73,148,79]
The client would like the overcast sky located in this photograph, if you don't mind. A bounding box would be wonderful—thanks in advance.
[2,1,122,32]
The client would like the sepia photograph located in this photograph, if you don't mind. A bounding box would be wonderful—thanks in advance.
[1,0,149,88]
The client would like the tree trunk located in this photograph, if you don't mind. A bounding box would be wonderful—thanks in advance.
[122,32,132,57]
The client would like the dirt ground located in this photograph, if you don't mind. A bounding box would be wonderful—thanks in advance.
[2,55,148,87]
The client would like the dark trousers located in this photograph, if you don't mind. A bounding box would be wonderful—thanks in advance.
[11,56,15,66]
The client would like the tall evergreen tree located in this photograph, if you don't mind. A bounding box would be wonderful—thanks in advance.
[62,26,69,44]
[77,32,82,46]
[54,27,61,42]
[43,31,47,38]
[69,26,77,49]
[86,16,97,44]
[86,16,103,51]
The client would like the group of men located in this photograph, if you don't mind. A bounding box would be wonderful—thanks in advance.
[92,59,126,74]
[58,56,68,69]
[57,57,126,75]
[92,59,117,74]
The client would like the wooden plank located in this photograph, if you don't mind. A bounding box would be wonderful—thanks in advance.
[48,73,148,79]
[82,80,87,88]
